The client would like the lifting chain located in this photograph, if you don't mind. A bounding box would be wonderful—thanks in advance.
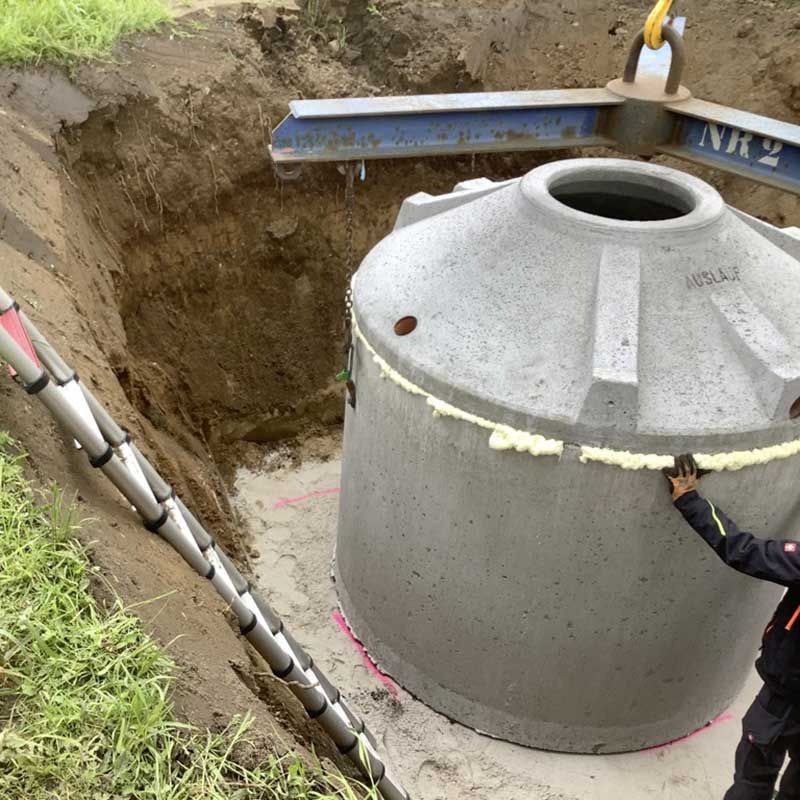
[335,162,357,408]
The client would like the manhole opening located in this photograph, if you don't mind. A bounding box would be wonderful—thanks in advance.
[549,175,696,222]
[394,316,418,336]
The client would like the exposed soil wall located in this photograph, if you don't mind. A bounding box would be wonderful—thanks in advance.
[59,0,800,455]
[0,0,798,775]
[55,13,554,450]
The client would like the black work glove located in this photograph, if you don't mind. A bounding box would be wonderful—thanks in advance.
[662,454,709,501]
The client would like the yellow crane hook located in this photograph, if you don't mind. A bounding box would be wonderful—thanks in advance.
[644,0,675,50]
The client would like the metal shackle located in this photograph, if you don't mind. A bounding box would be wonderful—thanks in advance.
[623,25,686,96]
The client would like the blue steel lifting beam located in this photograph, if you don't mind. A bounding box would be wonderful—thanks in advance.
[269,20,800,196]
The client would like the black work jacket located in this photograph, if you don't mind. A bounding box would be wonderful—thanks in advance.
[675,490,800,697]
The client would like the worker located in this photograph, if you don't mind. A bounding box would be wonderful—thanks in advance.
[665,454,800,800]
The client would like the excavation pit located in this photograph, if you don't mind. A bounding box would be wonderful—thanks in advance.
[2,4,800,797]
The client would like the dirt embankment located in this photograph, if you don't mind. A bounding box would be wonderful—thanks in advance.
[0,0,798,770]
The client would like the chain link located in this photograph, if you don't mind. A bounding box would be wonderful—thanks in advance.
[336,163,357,407]
[343,161,356,336]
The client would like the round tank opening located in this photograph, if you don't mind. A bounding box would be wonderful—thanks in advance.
[394,316,417,336]
[791,397,800,419]
[549,173,696,222]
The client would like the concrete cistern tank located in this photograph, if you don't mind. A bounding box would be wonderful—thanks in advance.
[335,158,800,753]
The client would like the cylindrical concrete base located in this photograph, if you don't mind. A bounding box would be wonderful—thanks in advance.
[335,159,800,752]
[335,345,783,752]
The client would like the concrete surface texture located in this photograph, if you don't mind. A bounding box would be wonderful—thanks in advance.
[335,159,800,752]
[235,449,773,799]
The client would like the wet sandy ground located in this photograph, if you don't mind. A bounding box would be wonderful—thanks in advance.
[234,438,765,800]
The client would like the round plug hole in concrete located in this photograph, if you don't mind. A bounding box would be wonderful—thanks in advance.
[394,316,417,336]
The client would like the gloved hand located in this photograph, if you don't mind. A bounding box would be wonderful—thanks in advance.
[663,454,709,501]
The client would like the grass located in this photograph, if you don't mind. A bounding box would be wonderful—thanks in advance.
[302,0,328,31]
[0,434,376,799]
[0,0,172,65]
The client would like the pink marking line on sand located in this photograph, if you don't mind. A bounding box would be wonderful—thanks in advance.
[272,487,340,509]
[642,711,735,753]
[332,610,400,698]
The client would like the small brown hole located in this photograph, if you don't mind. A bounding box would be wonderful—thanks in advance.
[394,316,417,336]
[791,397,800,419]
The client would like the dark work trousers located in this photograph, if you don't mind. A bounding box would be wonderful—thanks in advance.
[725,685,800,799]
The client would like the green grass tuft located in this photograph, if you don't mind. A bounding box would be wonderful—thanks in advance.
[0,438,376,799]
[0,0,172,65]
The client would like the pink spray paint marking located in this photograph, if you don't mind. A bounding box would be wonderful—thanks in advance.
[642,711,735,754]
[272,487,340,509]
[332,610,400,698]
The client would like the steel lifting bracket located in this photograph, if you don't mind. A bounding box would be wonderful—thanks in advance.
[269,22,800,196]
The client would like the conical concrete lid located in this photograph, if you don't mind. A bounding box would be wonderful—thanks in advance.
[353,158,800,454]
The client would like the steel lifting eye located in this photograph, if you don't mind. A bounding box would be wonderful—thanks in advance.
[623,25,686,96]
